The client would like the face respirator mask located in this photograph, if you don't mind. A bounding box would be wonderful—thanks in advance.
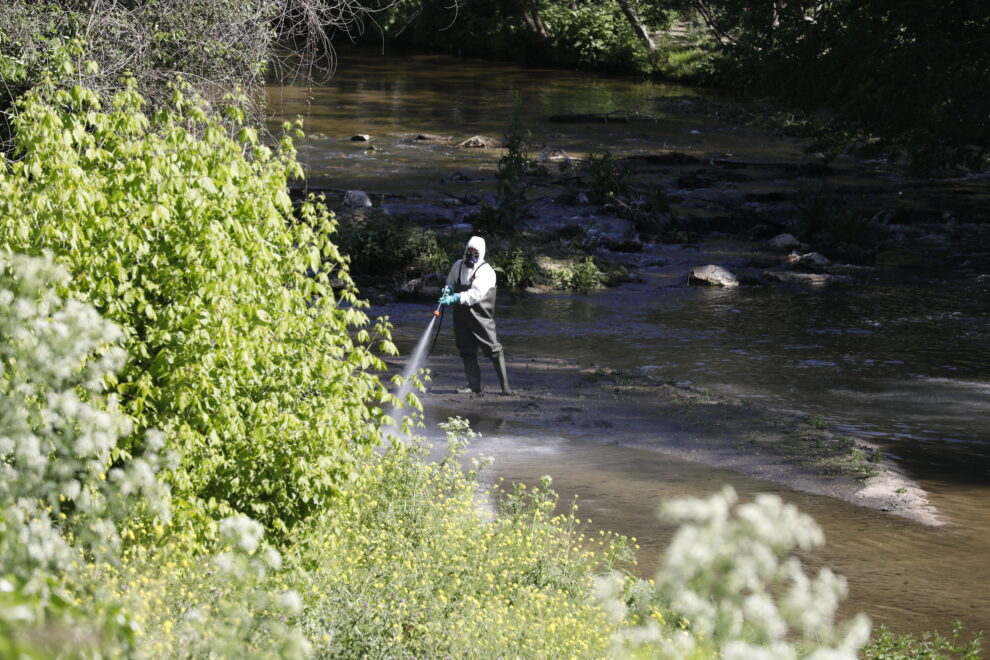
[465,250,479,266]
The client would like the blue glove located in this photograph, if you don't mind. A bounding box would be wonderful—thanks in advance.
[439,292,461,306]
[438,285,452,303]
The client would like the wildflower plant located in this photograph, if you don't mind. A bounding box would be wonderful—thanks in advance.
[279,418,634,658]
[0,251,169,653]
[605,486,872,659]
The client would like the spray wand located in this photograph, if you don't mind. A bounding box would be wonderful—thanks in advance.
[428,300,445,356]
[428,284,456,356]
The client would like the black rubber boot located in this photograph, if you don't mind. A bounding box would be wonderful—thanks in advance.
[460,354,482,394]
[491,353,512,395]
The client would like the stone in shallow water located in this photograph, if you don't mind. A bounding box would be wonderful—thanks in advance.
[764,270,851,286]
[457,135,500,148]
[689,264,740,287]
[768,233,802,249]
[787,251,832,271]
[342,190,372,209]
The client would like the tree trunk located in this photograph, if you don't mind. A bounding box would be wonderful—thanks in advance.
[616,0,656,51]
[692,0,736,45]
[517,0,549,40]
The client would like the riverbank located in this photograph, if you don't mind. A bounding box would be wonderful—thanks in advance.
[402,353,942,527]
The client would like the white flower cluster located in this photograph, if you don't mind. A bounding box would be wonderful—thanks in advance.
[0,252,170,600]
[605,486,870,659]
[219,514,265,555]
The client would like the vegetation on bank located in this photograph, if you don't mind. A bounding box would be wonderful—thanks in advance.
[375,0,988,175]
[333,208,632,296]
[0,10,985,660]
[333,115,636,295]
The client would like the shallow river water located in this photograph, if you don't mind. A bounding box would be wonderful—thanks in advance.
[267,49,990,639]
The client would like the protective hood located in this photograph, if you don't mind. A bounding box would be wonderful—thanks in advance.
[464,235,486,263]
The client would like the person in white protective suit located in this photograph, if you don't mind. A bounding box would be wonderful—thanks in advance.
[438,236,512,395]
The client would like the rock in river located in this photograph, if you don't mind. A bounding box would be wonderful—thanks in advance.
[787,251,832,272]
[764,270,852,286]
[457,135,501,148]
[689,265,740,287]
[343,190,372,209]
[768,233,802,250]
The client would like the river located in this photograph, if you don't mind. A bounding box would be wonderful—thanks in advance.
[266,48,990,640]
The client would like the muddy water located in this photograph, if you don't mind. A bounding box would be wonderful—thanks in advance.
[267,50,990,639]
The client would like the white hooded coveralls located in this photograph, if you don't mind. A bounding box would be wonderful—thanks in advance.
[444,236,502,359]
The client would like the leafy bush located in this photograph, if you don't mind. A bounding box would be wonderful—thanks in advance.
[493,246,538,289]
[532,254,609,293]
[334,209,449,278]
[99,516,308,659]
[569,257,606,293]
[584,149,629,201]
[471,101,538,237]
[862,623,983,660]
[0,77,397,538]
[542,3,642,70]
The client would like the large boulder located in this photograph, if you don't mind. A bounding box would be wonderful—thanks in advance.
[689,265,740,287]
[350,134,372,142]
[343,190,372,209]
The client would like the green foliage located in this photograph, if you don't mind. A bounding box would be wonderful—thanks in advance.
[99,418,644,657]
[703,0,989,172]
[334,209,449,277]
[471,102,541,236]
[495,102,531,222]
[105,517,308,658]
[584,149,629,201]
[806,413,829,430]
[0,80,396,538]
[532,254,610,293]
[569,257,606,293]
[475,98,541,237]
[282,418,633,658]
[542,3,641,69]
[862,623,983,660]
[493,246,538,289]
